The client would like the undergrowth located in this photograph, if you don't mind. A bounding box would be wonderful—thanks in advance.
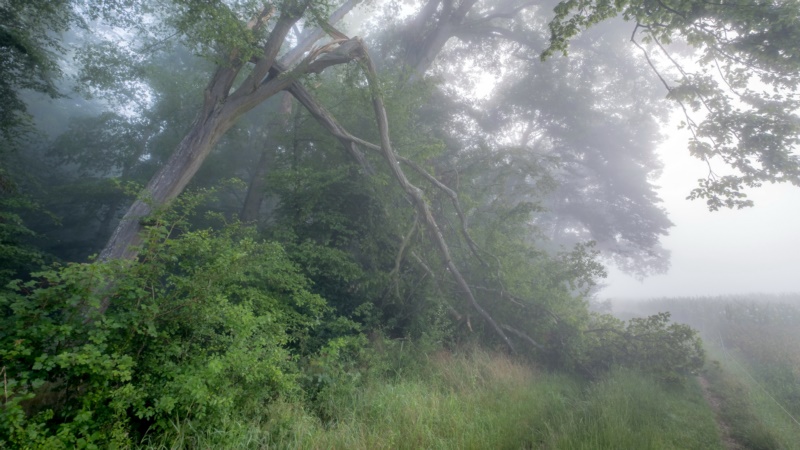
[143,347,721,449]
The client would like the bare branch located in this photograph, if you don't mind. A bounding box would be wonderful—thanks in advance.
[630,24,716,177]
[281,0,362,67]
[273,61,375,174]
[397,156,488,266]
[501,324,545,350]
[232,10,305,101]
[357,39,516,353]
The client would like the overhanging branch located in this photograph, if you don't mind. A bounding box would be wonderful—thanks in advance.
[357,40,516,353]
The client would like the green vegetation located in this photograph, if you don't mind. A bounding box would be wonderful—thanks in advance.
[0,195,708,447]
[2,0,800,447]
[618,296,800,449]
[703,357,785,450]
[140,348,721,449]
[0,193,336,447]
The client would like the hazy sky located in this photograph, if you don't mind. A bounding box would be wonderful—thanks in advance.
[600,120,800,299]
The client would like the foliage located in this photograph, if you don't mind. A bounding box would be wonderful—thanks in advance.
[620,295,800,432]
[1,1,797,444]
[140,348,722,449]
[0,191,340,447]
[0,0,71,146]
[577,311,705,382]
[545,0,800,209]
[0,168,47,286]
[447,11,674,276]
[0,0,147,148]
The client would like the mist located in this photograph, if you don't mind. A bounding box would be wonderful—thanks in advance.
[603,119,800,299]
[2,0,800,446]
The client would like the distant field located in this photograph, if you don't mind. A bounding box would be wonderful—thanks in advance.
[614,294,800,449]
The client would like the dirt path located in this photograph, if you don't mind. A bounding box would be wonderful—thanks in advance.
[697,375,744,450]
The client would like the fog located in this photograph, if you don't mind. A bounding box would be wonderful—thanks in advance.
[5,2,800,447]
[602,122,800,299]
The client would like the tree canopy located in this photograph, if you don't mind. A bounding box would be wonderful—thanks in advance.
[1,0,798,445]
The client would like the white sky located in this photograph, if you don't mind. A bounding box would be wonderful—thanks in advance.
[600,119,800,299]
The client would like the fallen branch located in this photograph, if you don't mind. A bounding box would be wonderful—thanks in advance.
[274,23,516,352]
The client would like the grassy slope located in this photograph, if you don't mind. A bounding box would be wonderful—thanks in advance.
[616,296,800,450]
[704,345,800,450]
[143,348,721,449]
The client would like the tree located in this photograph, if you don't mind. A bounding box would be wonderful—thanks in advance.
[0,0,145,149]
[99,0,365,262]
[391,7,675,276]
[83,0,797,347]
[545,0,800,209]
[0,0,73,148]
[5,0,798,352]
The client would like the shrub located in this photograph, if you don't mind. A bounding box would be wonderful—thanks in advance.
[578,312,705,382]
[0,204,333,446]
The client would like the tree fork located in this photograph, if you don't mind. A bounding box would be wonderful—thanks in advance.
[99,1,362,264]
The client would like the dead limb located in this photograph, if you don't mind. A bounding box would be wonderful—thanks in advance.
[501,324,545,350]
[356,40,516,353]
[272,26,515,351]
[396,156,488,266]
[278,66,489,267]
[390,210,419,299]
[272,61,375,175]
[467,283,561,324]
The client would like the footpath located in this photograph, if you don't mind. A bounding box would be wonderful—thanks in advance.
[697,375,744,450]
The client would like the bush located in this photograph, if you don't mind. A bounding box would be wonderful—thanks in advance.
[577,312,705,382]
[0,205,334,446]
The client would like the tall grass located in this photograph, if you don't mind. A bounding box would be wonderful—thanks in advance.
[705,345,800,449]
[542,369,721,450]
[141,347,721,449]
[615,295,800,449]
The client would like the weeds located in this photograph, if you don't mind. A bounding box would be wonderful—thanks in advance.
[142,348,721,449]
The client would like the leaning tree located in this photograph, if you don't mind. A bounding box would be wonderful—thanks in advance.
[73,0,800,350]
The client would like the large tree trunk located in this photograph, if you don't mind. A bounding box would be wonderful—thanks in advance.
[405,0,479,80]
[99,101,240,260]
[98,0,363,263]
[239,144,274,224]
